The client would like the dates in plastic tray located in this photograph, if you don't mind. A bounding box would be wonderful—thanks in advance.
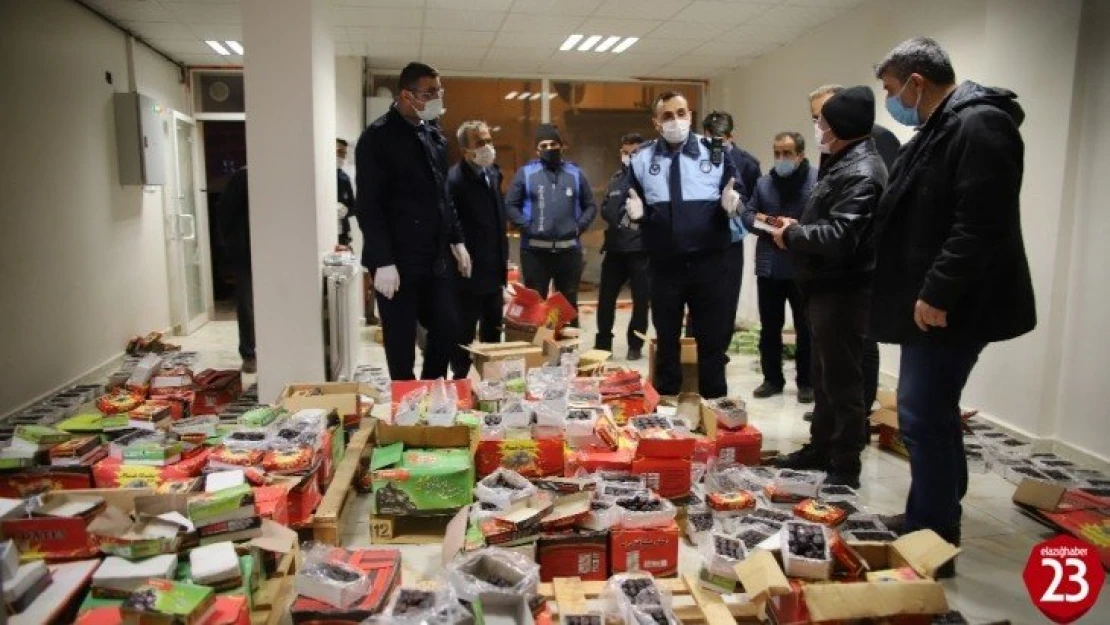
[391,588,436,615]
[707,490,755,512]
[786,522,828,560]
[748,507,793,528]
[620,578,662,606]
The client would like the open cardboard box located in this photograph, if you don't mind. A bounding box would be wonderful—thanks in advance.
[279,382,374,420]
[467,341,546,375]
[373,419,474,450]
[644,335,699,394]
[87,504,190,559]
[734,531,960,623]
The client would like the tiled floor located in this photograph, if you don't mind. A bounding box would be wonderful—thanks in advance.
[176,301,1110,625]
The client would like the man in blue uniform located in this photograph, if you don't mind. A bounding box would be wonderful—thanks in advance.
[626,91,742,399]
[505,124,596,314]
[336,138,355,248]
[355,62,471,381]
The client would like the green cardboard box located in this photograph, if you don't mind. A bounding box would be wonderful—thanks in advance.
[370,443,474,515]
[186,484,255,526]
[121,578,215,624]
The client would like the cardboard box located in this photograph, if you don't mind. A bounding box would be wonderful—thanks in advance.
[646,337,699,394]
[370,444,474,515]
[88,505,188,559]
[0,466,96,497]
[121,578,216,625]
[290,548,403,624]
[91,554,178,598]
[477,592,537,625]
[92,448,213,489]
[537,529,608,582]
[504,283,576,332]
[631,457,692,499]
[705,421,763,467]
[476,435,565,479]
[564,443,635,476]
[389,380,473,415]
[466,342,546,374]
[191,369,243,415]
[609,521,680,577]
[280,382,373,426]
[1,491,132,560]
[539,492,592,530]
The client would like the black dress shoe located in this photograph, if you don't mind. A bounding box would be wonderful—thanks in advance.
[824,471,861,490]
[803,411,814,422]
[753,382,784,398]
[797,386,814,404]
[627,347,642,361]
[771,443,826,471]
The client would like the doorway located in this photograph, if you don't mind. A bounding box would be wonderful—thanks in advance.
[167,113,211,334]
[201,120,247,312]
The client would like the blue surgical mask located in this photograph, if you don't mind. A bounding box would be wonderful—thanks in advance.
[886,80,922,127]
[774,159,797,177]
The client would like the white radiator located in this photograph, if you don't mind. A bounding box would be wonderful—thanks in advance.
[323,253,363,381]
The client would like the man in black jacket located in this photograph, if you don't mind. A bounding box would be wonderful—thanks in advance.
[216,166,256,374]
[740,132,816,403]
[336,138,355,248]
[448,120,508,379]
[873,38,1035,558]
[355,62,471,380]
[595,133,650,361]
[769,86,888,487]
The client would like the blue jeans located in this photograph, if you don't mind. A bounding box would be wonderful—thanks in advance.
[898,341,984,541]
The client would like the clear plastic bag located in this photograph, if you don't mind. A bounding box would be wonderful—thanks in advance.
[701,531,748,577]
[295,542,372,609]
[613,493,677,529]
[372,584,467,625]
[474,468,538,510]
[601,572,679,625]
[568,378,602,405]
[426,379,458,426]
[445,546,540,603]
[500,359,528,396]
[499,397,532,429]
[395,387,427,426]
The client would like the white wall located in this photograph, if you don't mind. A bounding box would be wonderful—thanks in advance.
[715,0,1092,449]
[1052,0,1110,460]
[335,55,365,257]
[0,0,188,415]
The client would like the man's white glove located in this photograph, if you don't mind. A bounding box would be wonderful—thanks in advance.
[721,177,742,216]
[337,203,348,219]
[625,188,644,221]
[451,243,472,278]
[374,265,400,300]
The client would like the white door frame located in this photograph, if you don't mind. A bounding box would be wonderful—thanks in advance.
[169,111,215,334]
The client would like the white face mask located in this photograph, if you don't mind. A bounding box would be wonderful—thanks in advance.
[472,143,496,168]
[814,121,833,154]
[660,118,691,145]
[621,153,631,167]
[416,97,444,121]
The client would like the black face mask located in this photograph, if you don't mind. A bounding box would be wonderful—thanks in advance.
[539,148,562,167]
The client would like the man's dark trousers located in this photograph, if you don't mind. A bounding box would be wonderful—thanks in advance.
[757,277,810,389]
[595,251,650,352]
[451,290,503,379]
[898,342,983,544]
[376,268,459,381]
[806,286,869,473]
[651,250,732,399]
[521,247,582,310]
[233,267,255,360]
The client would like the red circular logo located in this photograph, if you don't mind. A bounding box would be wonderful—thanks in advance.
[1023,534,1105,623]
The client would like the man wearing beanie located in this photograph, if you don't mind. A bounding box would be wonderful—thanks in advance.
[505,123,597,314]
[768,85,888,487]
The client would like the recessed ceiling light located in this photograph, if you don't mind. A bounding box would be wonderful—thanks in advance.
[504,91,518,99]
[516,92,531,100]
[529,93,542,100]
[559,34,583,51]
[577,35,603,52]
[612,37,639,53]
[595,36,621,53]
[205,40,230,55]
[225,40,243,55]
[547,92,558,100]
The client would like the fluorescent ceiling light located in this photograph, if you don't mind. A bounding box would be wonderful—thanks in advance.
[559,34,583,51]
[547,92,558,100]
[516,92,531,100]
[595,36,621,52]
[577,35,603,51]
[225,40,243,55]
[529,93,542,100]
[205,40,230,55]
[504,91,518,99]
[612,36,639,53]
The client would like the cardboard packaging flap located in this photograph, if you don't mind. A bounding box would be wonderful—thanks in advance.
[734,549,790,603]
[803,579,949,622]
[441,505,471,565]
[540,491,591,528]
[892,530,961,578]
[374,422,472,448]
[370,442,405,471]
[248,519,298,554]
[280,382,373,416]
[1013,478,1067,511]
[870,407,899,428]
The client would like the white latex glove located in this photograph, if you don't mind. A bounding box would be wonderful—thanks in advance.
[625,188,644,221]
[374,265,400,300]
[451,243,472,278]
[337,203,348,219]
[721,177,742,216]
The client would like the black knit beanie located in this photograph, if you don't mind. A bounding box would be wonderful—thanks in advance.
[535,123,563,146]
[821,86,875,141]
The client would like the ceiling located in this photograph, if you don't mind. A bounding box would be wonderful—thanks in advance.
[81,0,867,79]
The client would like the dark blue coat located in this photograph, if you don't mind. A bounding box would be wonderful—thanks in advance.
[447,161,508,294]
[740,160,817,280]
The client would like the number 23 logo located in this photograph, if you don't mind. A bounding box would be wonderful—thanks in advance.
[1040,557,1089,603]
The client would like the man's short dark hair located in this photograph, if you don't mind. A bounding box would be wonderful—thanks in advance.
[652,90,685,114]
[399,62,439,92]
[336,138,348,147]
[774,131,805,153]
[702,111,734,137]
[620,133,645,146]
[875,37,956,85]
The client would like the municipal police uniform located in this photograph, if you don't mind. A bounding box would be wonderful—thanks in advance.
[628,133,738,398]
[504,158,597,311]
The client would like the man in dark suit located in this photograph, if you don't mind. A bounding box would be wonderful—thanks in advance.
[215,166,255,374]
[355,62,471,380]
[448,120,508,379]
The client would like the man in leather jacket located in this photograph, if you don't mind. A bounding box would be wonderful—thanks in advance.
[768,86,888,487]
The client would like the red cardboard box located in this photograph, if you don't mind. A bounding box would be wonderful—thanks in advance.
[631,457,692,499]
[0,468,95,497]
[604,382,660,425]
[713,424,763,466]
[191,369,243,415]
[2,514,99,561]
[476,436,565,478]
[253,485,291,526]
[291,547,402,623]
[92,447,212,489]
[538,529,608,582]
[390,380,473,414]
[609,521,679,578]
[504,282,577,331]
[283,468,322,527]
[564,443,635,476]
[691,434,713,466]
